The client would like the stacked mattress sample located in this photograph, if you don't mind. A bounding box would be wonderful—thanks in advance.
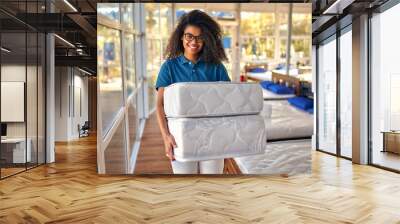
[164,82,266,161]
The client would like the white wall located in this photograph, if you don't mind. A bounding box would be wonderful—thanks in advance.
[71,73,89,139]
[55,67,89,141]
[55,66,69,141]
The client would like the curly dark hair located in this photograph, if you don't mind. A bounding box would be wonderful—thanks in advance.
[164,10,228,64]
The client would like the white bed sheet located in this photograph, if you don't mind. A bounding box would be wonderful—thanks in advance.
[262,88,296,100]
[260,100,314,140]
[234,139,311,175]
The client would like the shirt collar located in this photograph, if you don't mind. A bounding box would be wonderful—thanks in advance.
[178,54,203,65]
[178,55,189,64]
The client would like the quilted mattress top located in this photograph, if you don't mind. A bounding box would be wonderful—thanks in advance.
[164,82,263,118]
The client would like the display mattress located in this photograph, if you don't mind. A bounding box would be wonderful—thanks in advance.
[246,71,272,81]
[164,82,263,118]
[260,100,313,140]
[262,89,296,100]
[168,115,266,161]
[234,139,311,175]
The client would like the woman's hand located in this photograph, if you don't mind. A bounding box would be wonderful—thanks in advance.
[163,134,177,161]
[156,87,177,161]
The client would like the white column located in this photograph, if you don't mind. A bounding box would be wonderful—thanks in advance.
[46,33,55,163]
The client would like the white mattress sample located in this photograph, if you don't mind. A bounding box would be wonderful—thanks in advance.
[234,139,311,175]
[262,89,295,100]
[168,115,266,161]
[246,71,272,81]
[260,101,313,140]
[164,82,263,118]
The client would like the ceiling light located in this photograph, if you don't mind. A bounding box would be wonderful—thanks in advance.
[1,47,11,53]
[54,34,75,48]
[63,0,78,12]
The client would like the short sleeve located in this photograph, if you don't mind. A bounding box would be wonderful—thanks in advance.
[155,62,172,90]
[218,63,231,82]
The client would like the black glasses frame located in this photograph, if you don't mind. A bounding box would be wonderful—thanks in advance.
[183,33,204,42]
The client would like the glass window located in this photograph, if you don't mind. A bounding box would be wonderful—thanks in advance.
[145,4,160,37]
[279,13,288,37]
[146,39,161,111]
[317,37,337,154]
[210,11,235,20]
[160,4,172,38]
[175,8,203,20]
[0,1,46,178]
[292,13,311,36]
[121,3,134,29]
[97,25,123,137]
[145,3,161,112]
[240,12,276,64]
[371,4,400,171]
[27,31,38,169]
[160,4,173,59]
[339,29,352,158]
[98,3,120,23]
[123,33,136,96]
[280,39,287,59]
[1,31,27,177]
[104,117,127,174]
[127,97,138,160]
[97,3,143,174]
[291,38,311,67]
[241,12,275,37]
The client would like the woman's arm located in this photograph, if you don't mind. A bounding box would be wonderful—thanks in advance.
[218,63,231,81]
[156,87,177,161]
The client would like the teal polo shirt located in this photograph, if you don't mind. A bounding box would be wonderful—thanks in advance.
[155,55,230,90]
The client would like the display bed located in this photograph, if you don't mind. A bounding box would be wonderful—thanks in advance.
[260,100,313,140]
[246,71,272,81]
[234,139,311,175]
[262,88,296,100]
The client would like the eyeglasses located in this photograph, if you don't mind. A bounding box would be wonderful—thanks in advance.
[183,33,204,43]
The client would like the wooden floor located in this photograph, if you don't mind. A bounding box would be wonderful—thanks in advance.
[1,123,400,223]
[134,114,173,174]
[1,167,26,178]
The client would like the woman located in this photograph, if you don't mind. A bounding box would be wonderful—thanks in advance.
[155,10,230,174]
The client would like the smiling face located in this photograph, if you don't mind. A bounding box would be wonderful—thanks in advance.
[181,25,204,57]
